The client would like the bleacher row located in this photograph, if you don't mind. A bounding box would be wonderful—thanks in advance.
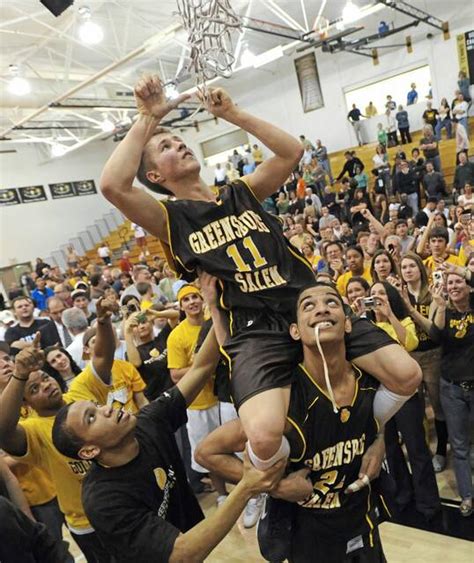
[80,124,468,271]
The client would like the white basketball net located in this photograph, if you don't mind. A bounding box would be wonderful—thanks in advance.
[176,0,241,94]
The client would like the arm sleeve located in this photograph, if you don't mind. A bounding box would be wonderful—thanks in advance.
[401,317,419,352]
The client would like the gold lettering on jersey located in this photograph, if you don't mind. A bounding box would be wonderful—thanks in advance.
[235,265,286,293]
[68,460,92,475]
[304,434,366,471]
[300,470,346,510]
[188,210,270,255]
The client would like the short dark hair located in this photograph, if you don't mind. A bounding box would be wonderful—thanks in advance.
[346,245,364,258]
[136,127,173,196]
[12,296,33,308]
[52,403,84,459]
[346,276,370,294]
[396,219,408,228]
[89,274,102,287]
[428,226,449,243]
[325,241,344,253]
[296,282,344,310]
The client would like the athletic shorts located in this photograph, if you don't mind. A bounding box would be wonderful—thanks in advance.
[289,521,386,563]
[222,309,394,410]
[186,405,220,473]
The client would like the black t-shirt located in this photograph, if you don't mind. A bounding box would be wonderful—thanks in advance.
[433,308,474,382]
[136,324,173,400]
[348,108,362,122]
[4,319,59,354]
[82,386,204,562]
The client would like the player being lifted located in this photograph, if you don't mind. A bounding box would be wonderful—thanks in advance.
[100,75,421,471]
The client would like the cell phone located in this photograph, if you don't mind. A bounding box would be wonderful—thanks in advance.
[433,271,443,285]
[388,243,395,254]
[363,297,378,310]
[127,303,140,314]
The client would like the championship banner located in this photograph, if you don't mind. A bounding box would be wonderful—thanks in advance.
[294,52,324,113]
[49,182,76,199]
[457,31,474,85]
[0,188,21,206]
[18,185,47,204]
[73,180,97,197]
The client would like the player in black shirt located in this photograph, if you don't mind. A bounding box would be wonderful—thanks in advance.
[196,283,391,562]
[100,74,421,473]
[52,327,285,563]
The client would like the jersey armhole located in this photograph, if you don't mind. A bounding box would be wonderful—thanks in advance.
[155,200,192,277]
[236,176,262,204]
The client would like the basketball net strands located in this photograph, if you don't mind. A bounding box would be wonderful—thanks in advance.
[176,0,242,96]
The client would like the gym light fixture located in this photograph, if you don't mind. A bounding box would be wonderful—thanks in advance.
[51,143,67,157]
[7,65,31,96]
[78,6,104,45]
[342,1,361,23]
[164,83,180,101]
[100,117,115,132]
[240,45,256,68]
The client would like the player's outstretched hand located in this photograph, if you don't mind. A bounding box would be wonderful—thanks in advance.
[135,74,190,119]
[14,332,44,380]
[199,271,219,308]
[200,87,237,119]
[345,434,385,494]
[241,449,286,496]
[96,295,120,322]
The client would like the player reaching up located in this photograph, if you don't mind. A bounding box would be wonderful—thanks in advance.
[100,75,421,471]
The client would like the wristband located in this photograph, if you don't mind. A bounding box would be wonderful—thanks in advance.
[12,374,28,382]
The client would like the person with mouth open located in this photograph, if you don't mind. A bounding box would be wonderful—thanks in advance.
[99,74,421,488]
[0,296,138,563]
[195,282,396,562]
[50,293,286,563]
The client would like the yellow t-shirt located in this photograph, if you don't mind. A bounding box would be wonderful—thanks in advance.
[17,393,95,532]
[14,360,146,531]
[375,317,419,352]
[252,148,264,163]
[167,319,217,410]
[458,239,474,265]
[70,359,146,414]
[10,410,56,507]
[423,254,461,279]
[336,267,373,297]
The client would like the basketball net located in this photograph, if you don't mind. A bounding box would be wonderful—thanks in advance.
[176,0,241,97]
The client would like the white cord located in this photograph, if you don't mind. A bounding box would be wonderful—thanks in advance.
[314,324,338,413]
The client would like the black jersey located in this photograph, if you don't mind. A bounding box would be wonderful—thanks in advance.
[160,180,314,312]
[286,363,379,541]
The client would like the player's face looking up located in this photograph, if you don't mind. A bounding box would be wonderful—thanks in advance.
[24,370,63,411]
[290,285,351,346]
[144,132,200,187]
[66,400,137,460]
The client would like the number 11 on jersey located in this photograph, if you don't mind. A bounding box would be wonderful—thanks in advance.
[226,236,268,272]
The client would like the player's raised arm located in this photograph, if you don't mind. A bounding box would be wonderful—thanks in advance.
[100,75,189,241]
[203,88,303,201]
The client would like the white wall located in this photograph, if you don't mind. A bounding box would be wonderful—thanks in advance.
[0,140,117,267]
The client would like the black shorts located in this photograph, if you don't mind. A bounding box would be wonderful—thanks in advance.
[289,520,386,563]
[222,309,394,410]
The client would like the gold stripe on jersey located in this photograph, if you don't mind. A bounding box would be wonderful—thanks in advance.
[219,345,233,381]
[287,415,307,463]
[365,486,375,547]
[299,363,363,408]
[287,244,315,275]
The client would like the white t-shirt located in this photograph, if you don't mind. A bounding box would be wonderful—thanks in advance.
[454,101,468,119]
[214,167,226,182]
[131,223,146,238]
[458,193,474,207]
[98,245,110,258]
